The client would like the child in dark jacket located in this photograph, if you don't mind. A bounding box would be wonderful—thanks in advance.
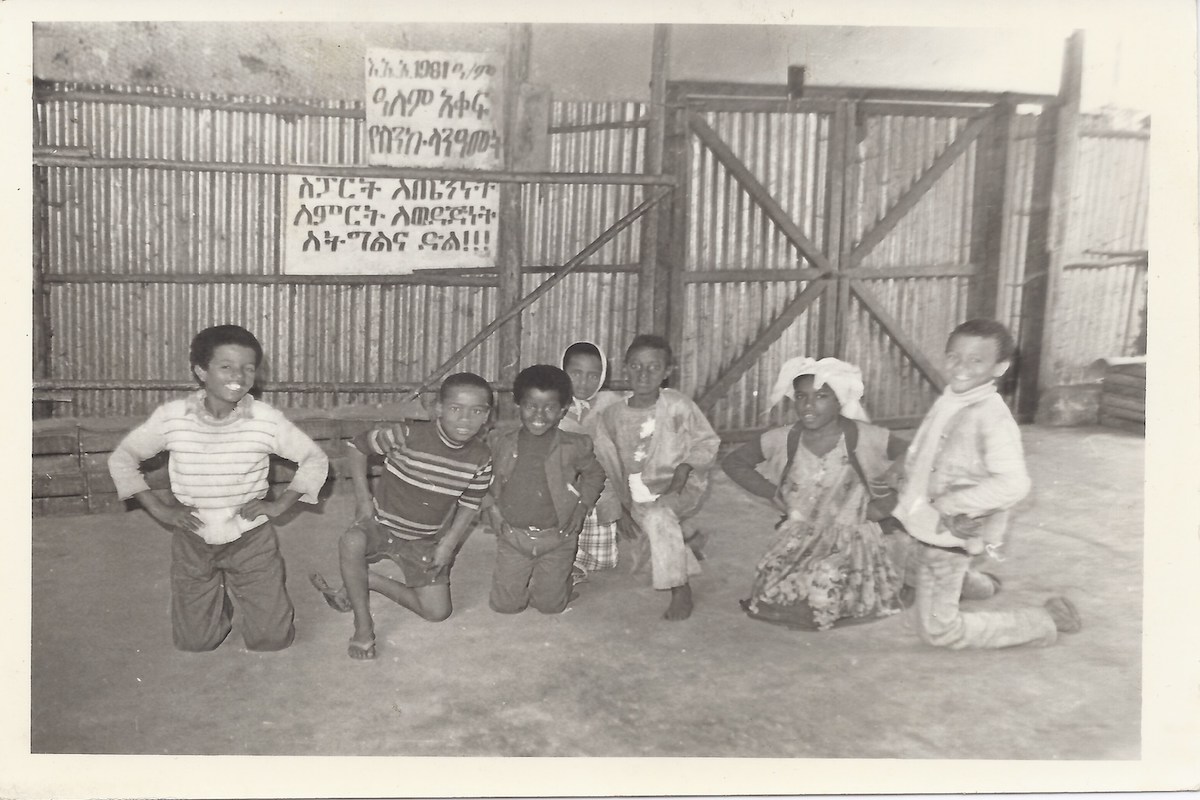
[486,365,607,615]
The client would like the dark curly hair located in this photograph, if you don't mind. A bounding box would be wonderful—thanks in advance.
[512,364,573,407]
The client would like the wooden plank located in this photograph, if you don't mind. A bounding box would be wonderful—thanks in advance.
[32,454,79,474]
[850,282,947,391]
[821,101,850,358]
[848,110,993,268]
[34,154,676,186]
[32,432,79,456]
[688,114,832,273]
[696,281,827,411]
[841,264,977,279]
[968,102,1013,319]
[683,268,825,284]
[638,23,670,335]
[1100,394,1146,415]
[497,24,532,391]
[33,497,90,517]
[1100,382,1147,400]
[1099,414,1146,434]
[44,272,498,287]
[32,471,86,498]
[669,80,1056,106]
[1103,372,1147,389]
[658,85,687,347]
[88,492,133,515]
[292,418,342,441]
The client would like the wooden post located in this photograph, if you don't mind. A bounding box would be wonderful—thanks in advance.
[497,24,533,391]
[821,100,852,357]
[638,24,670,336]
[1018,31,1083,421]
[968,98,1014,321]
[32,99,53,419]
[664,89,691,369]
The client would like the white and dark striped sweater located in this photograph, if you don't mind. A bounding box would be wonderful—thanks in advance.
[108,391,329,544]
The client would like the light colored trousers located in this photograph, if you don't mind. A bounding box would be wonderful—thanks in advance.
[631,496,702,590]
[912,541,1057,649]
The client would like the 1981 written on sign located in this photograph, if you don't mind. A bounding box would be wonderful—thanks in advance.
[282,175,500,274]
[365,48,504,169]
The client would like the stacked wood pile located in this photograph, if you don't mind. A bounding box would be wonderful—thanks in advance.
[1089,357,1146,435]
[32,402,428,518]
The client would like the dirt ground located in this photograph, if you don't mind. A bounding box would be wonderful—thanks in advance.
[30,425,1143,759]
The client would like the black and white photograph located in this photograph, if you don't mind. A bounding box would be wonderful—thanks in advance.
[6,0,1199,797]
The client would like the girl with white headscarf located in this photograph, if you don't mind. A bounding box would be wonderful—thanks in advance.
[722,356,909,631]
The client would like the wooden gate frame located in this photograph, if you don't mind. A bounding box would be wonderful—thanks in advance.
[660,80,1060,424]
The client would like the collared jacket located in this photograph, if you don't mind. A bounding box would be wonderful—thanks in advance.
[487,424,607,529]
[901,392,1031,549]
[592,388,721,508]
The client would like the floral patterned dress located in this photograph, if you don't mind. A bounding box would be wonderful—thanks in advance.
[745,436,902,631]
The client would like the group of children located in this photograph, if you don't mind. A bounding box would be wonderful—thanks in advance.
[108,319,1081,661]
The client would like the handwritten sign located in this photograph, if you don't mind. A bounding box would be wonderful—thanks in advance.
[282,175,499,274]
[365,48,504,169]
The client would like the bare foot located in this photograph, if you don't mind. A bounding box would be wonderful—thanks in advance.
[664,584,693,621]
[348,631,376,660]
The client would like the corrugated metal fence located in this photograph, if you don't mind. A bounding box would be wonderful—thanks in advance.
[34,82,648,417]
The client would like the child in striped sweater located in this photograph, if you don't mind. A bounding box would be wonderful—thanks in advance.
[108,325,329,652]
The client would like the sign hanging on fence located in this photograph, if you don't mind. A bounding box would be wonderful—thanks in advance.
[364,48,504,169]
[282,175,500,274]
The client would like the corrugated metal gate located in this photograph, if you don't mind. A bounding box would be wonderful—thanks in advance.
[664,83,1048,433]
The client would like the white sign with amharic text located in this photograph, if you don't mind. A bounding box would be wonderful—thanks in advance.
[282,175,499,274]
[364,48,504,169]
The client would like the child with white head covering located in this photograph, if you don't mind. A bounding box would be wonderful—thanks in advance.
[559,341,622,579]
[722,355,909,630]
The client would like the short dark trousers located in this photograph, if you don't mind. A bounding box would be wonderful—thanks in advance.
[351,516,449,588]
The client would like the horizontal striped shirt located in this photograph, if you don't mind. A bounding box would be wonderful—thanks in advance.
[350,420,492,539]
[108,391,329,544]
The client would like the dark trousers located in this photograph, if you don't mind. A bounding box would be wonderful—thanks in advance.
[170,522,295,652]
[489,523,578,615]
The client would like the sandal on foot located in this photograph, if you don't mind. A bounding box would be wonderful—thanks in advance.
[347,637,377,660]
[310,572,352,613]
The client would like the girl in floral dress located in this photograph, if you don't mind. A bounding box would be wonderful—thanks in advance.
[721,357,908,631]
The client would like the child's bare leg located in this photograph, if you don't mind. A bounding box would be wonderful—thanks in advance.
[338,527,376,659]
[665,583,693,621]
[366,574,452,622]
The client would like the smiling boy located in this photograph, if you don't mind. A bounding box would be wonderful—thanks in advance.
[108,325,329,652]
[310,372,494,660]
[894,319,1082,649]
[485,365,606,615]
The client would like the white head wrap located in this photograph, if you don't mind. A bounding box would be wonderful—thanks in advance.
[766,356,870,422]
[562,340,608,407]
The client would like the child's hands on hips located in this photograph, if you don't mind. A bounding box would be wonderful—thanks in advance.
[144,494,202,533]
[561,504,588,539]
[942,512,985,539]
[431,540,455,568]
[239,499,284,521]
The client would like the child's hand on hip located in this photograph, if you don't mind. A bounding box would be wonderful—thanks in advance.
[943,513,984,539]
[145,494,202,533]
[239,499,282,520]
[431,540,455,568]
[561,504,587,539]
[617,511,640,540]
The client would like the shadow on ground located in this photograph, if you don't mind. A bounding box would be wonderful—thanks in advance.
[31,426,1142,758]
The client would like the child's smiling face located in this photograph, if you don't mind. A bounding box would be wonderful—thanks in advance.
[436,385,492,443]
[945,334,1010,394]
[517,387,568,437]
[194,344,258,414]
[792,375,841,431]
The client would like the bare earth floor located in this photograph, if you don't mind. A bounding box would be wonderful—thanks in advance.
[31,425,1143,758]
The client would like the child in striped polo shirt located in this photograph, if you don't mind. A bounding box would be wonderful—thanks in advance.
[108,325,329,653]
[309,373,494,660]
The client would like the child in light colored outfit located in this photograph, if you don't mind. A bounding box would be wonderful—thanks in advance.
[559,341,622,581]
[894,319,1082,649]
[108,325,329,652]
[593,334,720,621]
[486,365,607,614]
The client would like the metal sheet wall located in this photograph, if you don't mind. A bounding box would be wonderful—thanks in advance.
[35,84,647,417]
[681,109,829,432]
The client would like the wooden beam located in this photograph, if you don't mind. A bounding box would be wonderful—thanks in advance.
[848,109,994,268]
[683,268,825,284]
[669,80,1057,106]
[497,24,533,389]
[32,153,675,186]
[1036,30,1085,409]
[638,23,670,335]
[821,101,851,357]
[850,281,946,392]
[41,272,499,287]
[410,188,671,398]
[696,280,827,411]
[663,84,691,364]
[688,114,832,273]
[968,101,1014,320]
